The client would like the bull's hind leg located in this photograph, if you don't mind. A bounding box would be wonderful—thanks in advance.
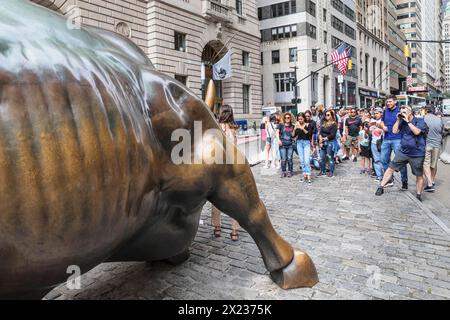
[208,166,318,289]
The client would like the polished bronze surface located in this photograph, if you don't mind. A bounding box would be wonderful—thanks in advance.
[0,0,318,298]
[204,80,216,113]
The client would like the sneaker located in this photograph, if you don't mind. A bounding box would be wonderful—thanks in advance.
[385,181,394,188]
[307,178,312,184]
[360,169,365,175]
[287,172,293,178]
[424,185,435,193]
[327,173,335,178]
[281,172,287,178]
[401,182,408,191]
[317,172,326,177]
[342,156,349,161]
[375,177,382,182]
[416,194,423,202]
[432,182,436,187]
[370,173,378,179]
[375,187,384,196]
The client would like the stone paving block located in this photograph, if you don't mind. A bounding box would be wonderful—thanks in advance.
[429,287,450,299]
[44,160,450,300]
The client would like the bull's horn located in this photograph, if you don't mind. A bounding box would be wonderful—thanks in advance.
[204,79,216,113]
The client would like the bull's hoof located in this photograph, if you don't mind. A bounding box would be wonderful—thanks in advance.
[270,249,319,289]
[163,249,190,266]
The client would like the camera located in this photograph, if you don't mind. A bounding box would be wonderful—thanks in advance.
[397,113,405,120]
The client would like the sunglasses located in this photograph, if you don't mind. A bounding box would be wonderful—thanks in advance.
[326,114,332,117]
[284,117,291,119]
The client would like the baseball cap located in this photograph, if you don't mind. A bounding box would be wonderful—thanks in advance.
[375,107,383,113]
[401,105,412,112]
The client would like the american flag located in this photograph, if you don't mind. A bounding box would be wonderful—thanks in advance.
[331,43,351,75]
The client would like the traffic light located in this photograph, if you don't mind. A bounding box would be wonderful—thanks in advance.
[348,58,353,71]
[404,44,410,58]
[291,98,302,104]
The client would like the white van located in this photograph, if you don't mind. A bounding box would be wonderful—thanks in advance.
[443,100,450,116]
[261,106,281,117]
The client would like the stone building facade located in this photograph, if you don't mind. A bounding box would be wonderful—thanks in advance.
[31,0,263,127]
[356,0,390,108]
[258,0,358,112]
[387,0,408,94]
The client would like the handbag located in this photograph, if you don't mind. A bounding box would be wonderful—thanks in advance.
[376,137,383,153]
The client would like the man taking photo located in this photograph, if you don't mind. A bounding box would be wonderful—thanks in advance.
[375,106,428,201]
[380,95,408,189]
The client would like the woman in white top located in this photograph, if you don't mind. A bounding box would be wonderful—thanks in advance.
[212,105,240,241]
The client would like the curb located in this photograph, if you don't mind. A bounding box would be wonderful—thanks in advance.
[394,176,450,236]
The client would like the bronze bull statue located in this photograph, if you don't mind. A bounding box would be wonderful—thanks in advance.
[0,0,318,299]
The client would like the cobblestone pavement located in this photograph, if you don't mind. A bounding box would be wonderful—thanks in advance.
[45,160,450,300]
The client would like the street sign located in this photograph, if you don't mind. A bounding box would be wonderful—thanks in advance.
[338,75,344,84]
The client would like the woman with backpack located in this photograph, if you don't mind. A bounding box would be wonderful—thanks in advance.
[278,112,295,178]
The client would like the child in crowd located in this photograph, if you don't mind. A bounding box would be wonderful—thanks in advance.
[358,121,372,174]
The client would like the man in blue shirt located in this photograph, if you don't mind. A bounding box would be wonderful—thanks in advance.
[380,95,409,190]
[376,106,428,201]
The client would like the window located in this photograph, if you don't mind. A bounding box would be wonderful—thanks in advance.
[312,49,318,63]
[243,85,250,114]
[308,24,317,39]
[274,73,295,92]
[332,0,343,12]
[236,0,243,15]
[323,31,328,44]
[289,47,297,62]
[174,32,186,52]
[323,8,327,21]
[272,50,280,64]
[261,52,263,65]
[344,5,355,21]
[331,16,344,32]
[307,1,316,17]
[269,24,297,40]
[345,24,355,39]
[242,51,250,66]
[174,75,187,85]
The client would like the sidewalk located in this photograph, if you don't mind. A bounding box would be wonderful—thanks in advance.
[46,160,450,300]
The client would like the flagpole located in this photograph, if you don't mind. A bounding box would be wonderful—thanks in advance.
[295,54,350,86]
[211,30,239,62]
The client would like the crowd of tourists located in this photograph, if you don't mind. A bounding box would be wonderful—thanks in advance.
[209,98,446,241]
[260,95,446,202]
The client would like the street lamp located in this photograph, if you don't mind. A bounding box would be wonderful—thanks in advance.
[289,47,321,111]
